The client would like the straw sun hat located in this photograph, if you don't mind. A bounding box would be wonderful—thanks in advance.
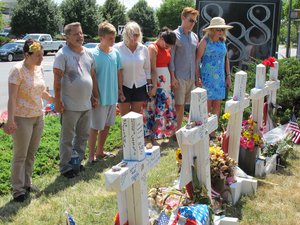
[203,17,233,32]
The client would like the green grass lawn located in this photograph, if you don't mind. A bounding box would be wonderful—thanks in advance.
[0,115,299,224]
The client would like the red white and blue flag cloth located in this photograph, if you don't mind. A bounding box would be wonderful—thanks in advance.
[285,113,300,144]
[66,212,76,225]
[167,204,209,225]
[157,211,170,225]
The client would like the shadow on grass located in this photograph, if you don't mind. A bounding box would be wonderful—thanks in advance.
[0,195,33,222]
[42,150,124,196]
[225,196,248,220]
[0,150,124,221]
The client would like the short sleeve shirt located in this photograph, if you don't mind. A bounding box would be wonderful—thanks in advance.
[114,42,151,88]
[53,45,94,111]
[92,47,122,105]
[170,26,198,81]
[8,61,46,117]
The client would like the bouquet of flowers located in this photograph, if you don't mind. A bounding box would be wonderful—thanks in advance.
[240,118,264,151]
[209,146,236,184]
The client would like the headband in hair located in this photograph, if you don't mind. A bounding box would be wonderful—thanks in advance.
[29,42,42,53]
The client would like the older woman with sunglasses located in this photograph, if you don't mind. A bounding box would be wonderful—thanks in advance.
[196,17,233,137]
[5,39,53,202]
[114,21,151,115]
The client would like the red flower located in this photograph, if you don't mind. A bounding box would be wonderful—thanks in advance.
[262,57,276,68]
[247,140,255,150]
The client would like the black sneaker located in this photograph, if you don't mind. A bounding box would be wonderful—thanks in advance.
[13,194,26,203]
[80,165,85,172]
[62,170,76,179]
[26,184,40,193]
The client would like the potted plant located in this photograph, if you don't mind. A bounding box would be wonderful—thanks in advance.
[239,117,264,175]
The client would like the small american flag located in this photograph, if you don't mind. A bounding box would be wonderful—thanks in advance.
[211,188,221,199]
[286,112,300,144]
[65,212,76,225]
[157,211,170,225]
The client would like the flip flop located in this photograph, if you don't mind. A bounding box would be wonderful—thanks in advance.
[96,152,116,159]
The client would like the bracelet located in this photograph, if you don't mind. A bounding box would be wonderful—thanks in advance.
[227,74,231,77]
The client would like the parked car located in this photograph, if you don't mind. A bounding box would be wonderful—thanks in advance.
[0,42,24,62]
[83,43,98,49]
[16,33,66,55]
[0,27,11,37]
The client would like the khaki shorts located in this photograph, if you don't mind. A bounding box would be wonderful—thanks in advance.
[91,104,116,130]
[174,79,195,105]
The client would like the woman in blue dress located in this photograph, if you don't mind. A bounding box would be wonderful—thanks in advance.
[196,17,233,136]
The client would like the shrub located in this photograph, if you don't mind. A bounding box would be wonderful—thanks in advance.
[0,36,12,46]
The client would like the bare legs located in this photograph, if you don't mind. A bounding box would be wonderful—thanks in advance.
[207,99,221,137]
[175,104,184,131]
[88,128,98,161]
[119,101,144,116]
[88,126,110,161]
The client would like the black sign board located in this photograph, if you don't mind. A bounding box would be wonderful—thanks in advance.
[196,0,282,68]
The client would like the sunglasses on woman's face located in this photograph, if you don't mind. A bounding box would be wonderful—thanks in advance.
[215,28,225,32]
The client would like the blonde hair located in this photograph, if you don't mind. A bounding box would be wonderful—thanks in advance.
[204,28,227,41]
[64,22,81,35]
[98,21,116,37]
[122,21,143,45]
[181,7,199,18]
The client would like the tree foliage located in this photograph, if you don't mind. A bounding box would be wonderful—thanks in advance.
[127,0,159,38]
[102,0,127,32]
[60,0,101,37]
[156,0,195,30]
[280,0,300,44]
[0,2,4,30]
[10,0,62,36]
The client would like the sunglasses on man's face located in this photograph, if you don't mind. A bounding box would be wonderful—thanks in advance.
[215,28,225,32]
[186,17,197,24]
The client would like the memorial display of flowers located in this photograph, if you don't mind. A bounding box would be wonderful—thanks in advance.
[209,146,236,183]
[240,117,264,151]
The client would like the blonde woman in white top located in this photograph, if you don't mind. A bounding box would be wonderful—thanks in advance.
[114,21,151,115]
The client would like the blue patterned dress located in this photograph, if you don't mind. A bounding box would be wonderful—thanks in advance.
[200,38,227,100]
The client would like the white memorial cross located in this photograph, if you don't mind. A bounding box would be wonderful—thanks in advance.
[250,64,268,130]
[105,112,160,225]
[225,71,250,163]
[176,88,218,198]
[250,62,280,131]
[265,61,280,130]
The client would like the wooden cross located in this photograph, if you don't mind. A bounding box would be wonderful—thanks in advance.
[176,88,218,198]
[266,61,280,131]
[225,71,250,163]
[105,112,160,225]
[250,62,280,131]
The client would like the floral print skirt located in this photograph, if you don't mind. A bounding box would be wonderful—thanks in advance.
[143,67,177,139]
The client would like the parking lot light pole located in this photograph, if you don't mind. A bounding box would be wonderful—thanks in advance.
[286,0,292,58]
